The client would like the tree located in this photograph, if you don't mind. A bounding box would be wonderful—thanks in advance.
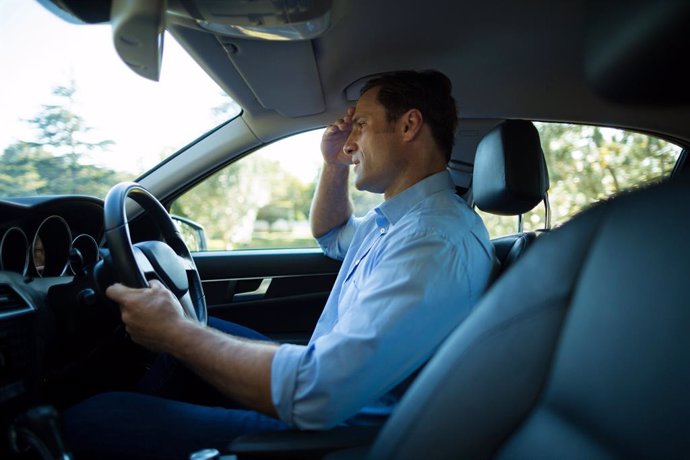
[171,154,273,249]
[171,152,317,249]
[0,143,49,195]
[0,81,125,198]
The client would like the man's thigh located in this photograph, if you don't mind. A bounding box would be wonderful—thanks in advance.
[62,391,287,460]
[206,316,272,341]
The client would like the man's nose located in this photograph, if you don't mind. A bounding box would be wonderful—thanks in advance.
[343,134,357,155]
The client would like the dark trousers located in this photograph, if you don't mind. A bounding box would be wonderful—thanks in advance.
[61,318,288,460]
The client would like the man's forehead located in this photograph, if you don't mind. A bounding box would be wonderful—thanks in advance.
[354,87,382,117]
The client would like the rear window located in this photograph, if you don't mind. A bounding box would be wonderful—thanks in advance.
[478,123,682,237]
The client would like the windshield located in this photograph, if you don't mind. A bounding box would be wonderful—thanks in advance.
[0,0,240,199]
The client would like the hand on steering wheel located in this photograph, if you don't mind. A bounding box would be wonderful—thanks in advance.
[101,182,207,325]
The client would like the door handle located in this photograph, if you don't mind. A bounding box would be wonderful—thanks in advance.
[232,278,272,301]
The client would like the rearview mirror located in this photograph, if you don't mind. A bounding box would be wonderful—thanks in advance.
[111,0,166,81]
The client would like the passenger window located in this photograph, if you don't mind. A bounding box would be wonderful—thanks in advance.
[478,123,682,237]
[171,129,382,251]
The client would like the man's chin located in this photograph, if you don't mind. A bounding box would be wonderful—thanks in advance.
[354,175,367,192]
[355,180,382,195]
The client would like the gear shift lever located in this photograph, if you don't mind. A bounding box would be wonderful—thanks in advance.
[10,405,73,460]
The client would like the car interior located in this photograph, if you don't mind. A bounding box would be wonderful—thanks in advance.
[1,0,689,459]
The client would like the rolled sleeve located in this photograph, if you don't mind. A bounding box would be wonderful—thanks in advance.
[316,215,362,260]
[271,343,306,427]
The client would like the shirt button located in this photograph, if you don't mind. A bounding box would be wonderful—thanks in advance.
[380,228,386,234]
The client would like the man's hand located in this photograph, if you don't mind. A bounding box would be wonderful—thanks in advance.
[108,280,278,416]
[106,279,192,354]
[310,107,356,237]
[321,106,355,167]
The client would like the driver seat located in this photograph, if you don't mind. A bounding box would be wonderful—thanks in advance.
[357,174,690,458]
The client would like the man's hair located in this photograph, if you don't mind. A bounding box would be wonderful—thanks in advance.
[360,70,458,162]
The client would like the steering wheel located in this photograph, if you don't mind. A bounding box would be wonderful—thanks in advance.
[102,182,207,325]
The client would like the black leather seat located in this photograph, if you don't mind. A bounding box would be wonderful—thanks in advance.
[358,175,690,459]
[472,119,550,273]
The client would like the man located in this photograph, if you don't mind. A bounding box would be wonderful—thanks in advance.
[63,70,496,459]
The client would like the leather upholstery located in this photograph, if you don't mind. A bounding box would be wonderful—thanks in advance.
[472,120,549,273]
[365,177,690,459]
[473,120,549,216]
[491,232,538,273]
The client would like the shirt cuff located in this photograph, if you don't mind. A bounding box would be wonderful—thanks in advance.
[316,215,357,260]
[271,343,306,427]
[316,225,339,249]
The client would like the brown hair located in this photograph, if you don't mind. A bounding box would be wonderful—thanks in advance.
[361,70,458,162]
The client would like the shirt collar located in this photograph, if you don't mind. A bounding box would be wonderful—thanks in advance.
[375,170,455,226]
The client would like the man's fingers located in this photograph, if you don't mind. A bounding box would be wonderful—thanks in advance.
[106,280,165,306]
[105,282,130,302]
[327,119,351,134]
[325,107,355,135]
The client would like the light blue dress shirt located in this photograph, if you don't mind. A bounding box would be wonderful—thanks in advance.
[271,170,496,429]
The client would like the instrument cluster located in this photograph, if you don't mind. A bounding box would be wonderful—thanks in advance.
[0,196,105,278]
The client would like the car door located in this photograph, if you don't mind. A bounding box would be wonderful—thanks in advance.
[193,249,340,344]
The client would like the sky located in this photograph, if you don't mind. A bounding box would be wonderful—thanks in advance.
[0,0,235,176]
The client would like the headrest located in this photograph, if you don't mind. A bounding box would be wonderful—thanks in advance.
[472,120,549,216]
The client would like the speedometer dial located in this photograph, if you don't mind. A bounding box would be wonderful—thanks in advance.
[0,227,29,275]
[70,234,101,273]
[32,215,72,277]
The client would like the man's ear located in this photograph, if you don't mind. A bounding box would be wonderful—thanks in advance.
[400,109,423,142]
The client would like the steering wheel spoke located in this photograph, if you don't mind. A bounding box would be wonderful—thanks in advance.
[103,182,207,325]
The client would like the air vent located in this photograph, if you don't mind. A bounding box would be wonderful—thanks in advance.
[0,285,29,314]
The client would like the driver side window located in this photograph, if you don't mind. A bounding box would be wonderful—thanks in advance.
[171,129,382,251]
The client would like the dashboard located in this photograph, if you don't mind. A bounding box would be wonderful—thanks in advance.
[0,195,107,451]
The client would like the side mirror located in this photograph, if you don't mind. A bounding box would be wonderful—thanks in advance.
[171,215,208,252]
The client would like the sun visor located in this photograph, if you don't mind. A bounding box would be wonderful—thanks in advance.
[217,37,325,117]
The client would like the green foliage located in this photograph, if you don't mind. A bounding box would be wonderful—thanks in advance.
[479,123,681,237]
[1,82,125,198]
[172,151,315,250]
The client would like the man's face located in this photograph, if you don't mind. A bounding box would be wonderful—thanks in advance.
[344,87,402,195]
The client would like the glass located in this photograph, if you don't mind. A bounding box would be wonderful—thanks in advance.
[0,0,239,199]
[478,123,682,237]
[172,129,383,251]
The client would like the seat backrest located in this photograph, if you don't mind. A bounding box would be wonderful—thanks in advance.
[366,176,690,459]
[472,119,549,273]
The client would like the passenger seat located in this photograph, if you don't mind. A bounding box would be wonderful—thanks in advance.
[472,120,550,274]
